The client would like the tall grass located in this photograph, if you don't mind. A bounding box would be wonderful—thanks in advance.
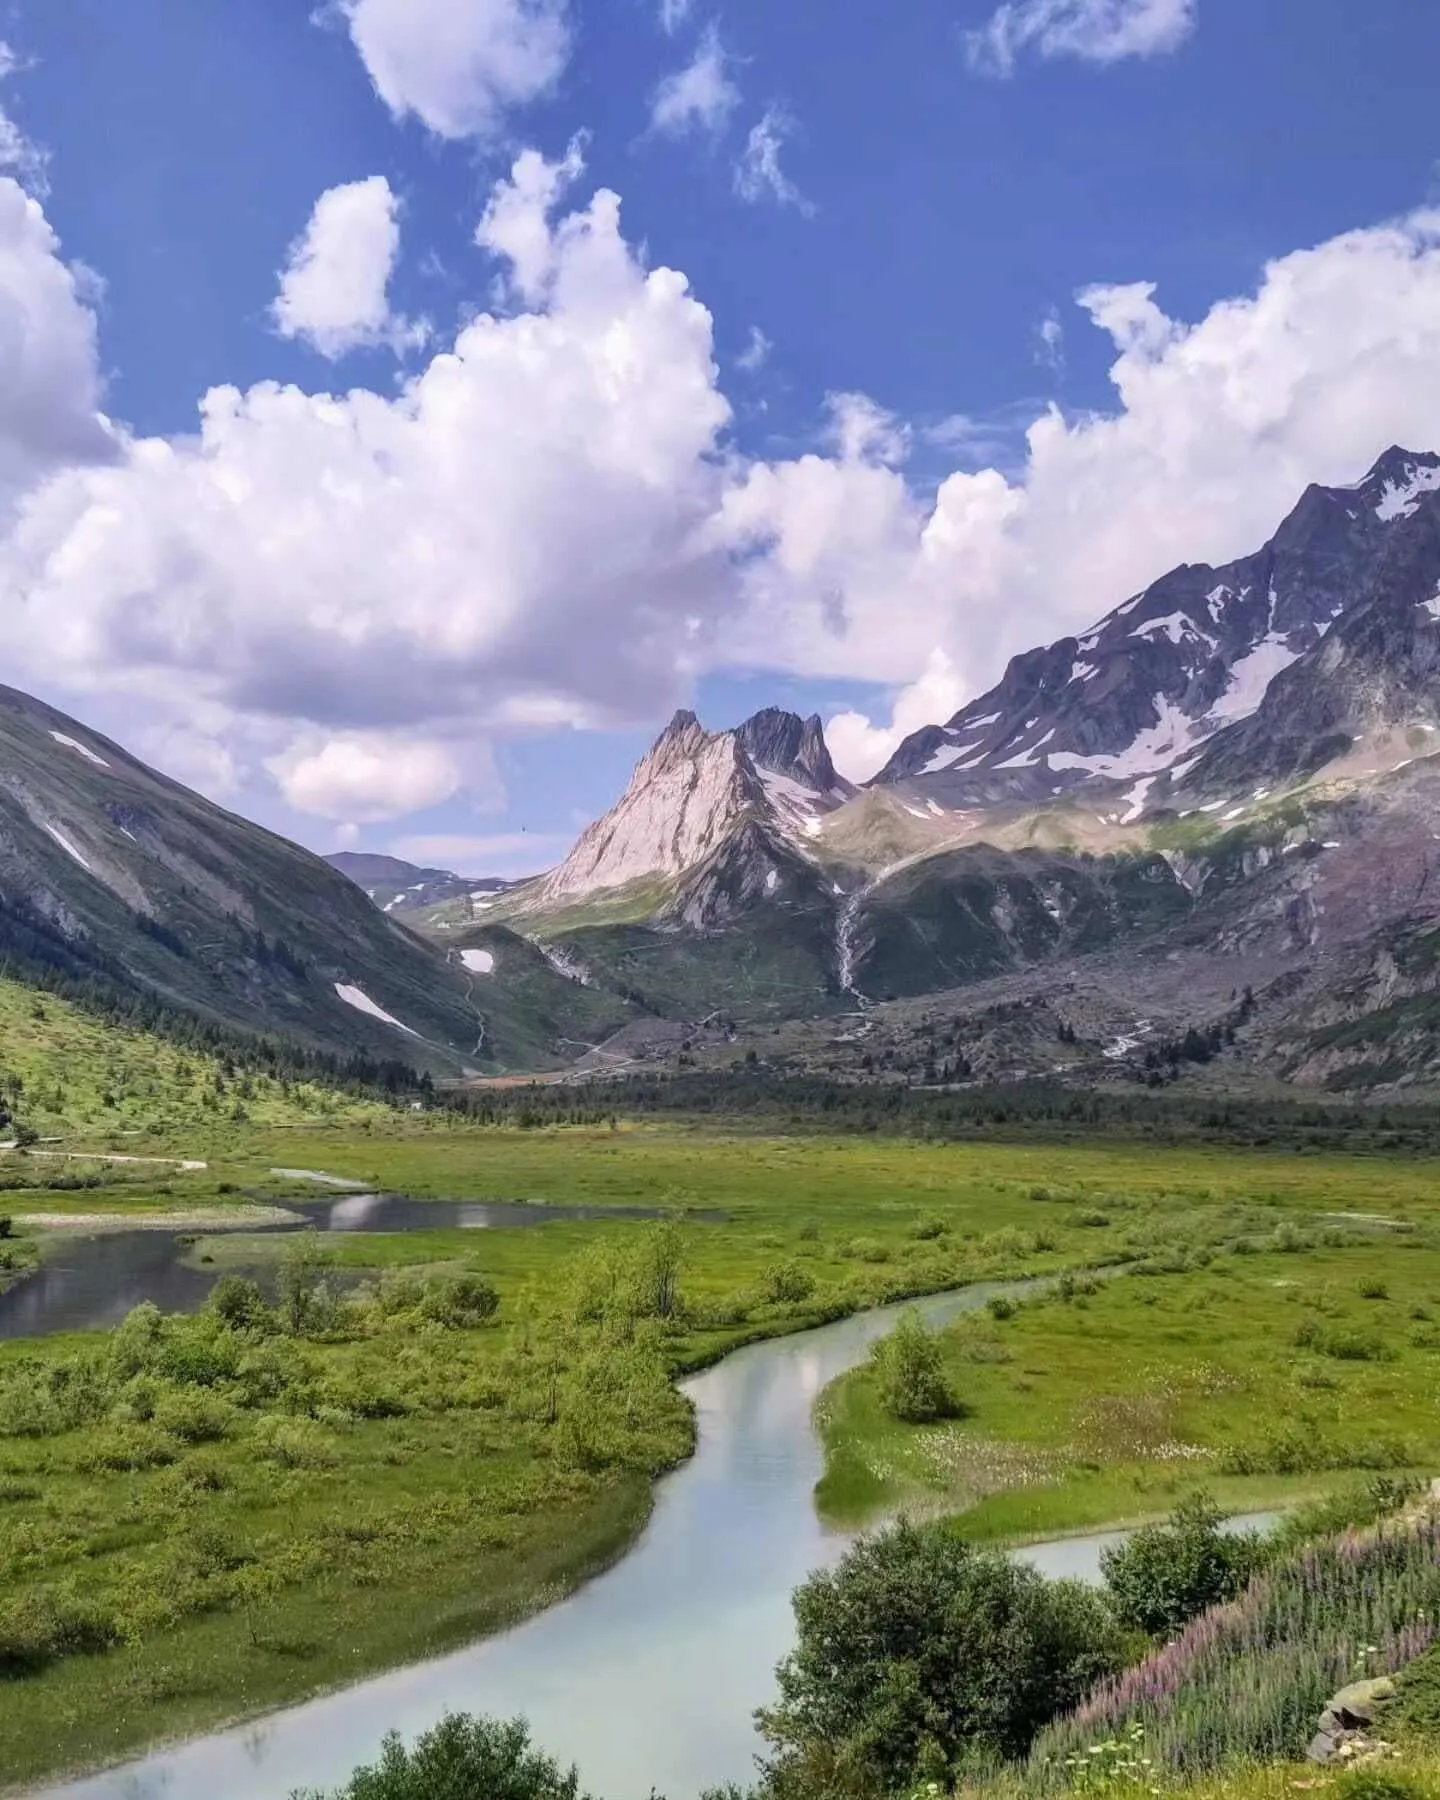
[1032,1513,1440,1779]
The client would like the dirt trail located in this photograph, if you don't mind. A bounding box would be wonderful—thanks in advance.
[0,1147,208,1171]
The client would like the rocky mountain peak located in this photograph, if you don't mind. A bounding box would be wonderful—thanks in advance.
[874,447,1440,811]
[644,709,712,774]
[518,705,854,915]
[736,708,853,798]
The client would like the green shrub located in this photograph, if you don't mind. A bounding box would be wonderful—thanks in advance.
[209,1275,270,1331]
[987,1295,1018,1321]
[419,1274,500,1328]
[295,1712,588,1800]
[765,1261,817,1306]
[152,1389,236,1445]
[870,1310,958,1424]
[910,1214,950,1241]
[1101,1492,1263,1637]
[252,1417,339,1470]
[847,1238,892,1265]
[760,1521,1124,1792]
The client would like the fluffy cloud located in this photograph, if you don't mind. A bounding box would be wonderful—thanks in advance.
[272,177,423,358]
[333,0,570,139]
[747,207,1440,765]
[0,44,47,195]
[270,732,467,821]
[650,28,741,138]
[734,109,812,212]
[657,0,692,33]
[826,651,970,781]
[0,179,115,515]
[1,148,733,824]
[7,136,1440,828]
[736,326,771,372]
[966,0,1197,75]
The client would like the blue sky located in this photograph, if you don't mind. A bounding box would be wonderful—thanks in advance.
[3,0,1440,873]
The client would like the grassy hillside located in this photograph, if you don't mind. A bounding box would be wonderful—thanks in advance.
[0,978,387,1138]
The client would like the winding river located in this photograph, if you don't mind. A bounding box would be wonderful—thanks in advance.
[34,1285,1025,1800]
[27,1277,1276,1800]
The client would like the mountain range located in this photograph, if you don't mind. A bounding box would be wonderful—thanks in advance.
[326,852,511,916]
[4,446,1440,1093]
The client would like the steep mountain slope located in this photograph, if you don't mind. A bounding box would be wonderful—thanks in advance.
[878,447,1440,818]
[501,707,853,927]
[0,685,607,1075]
[327,852,509,916]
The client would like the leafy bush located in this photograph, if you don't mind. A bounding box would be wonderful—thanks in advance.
[987,1295,1018,1321]
[151,1388,236,1445]
[1101,1492,1263,1637]
[295,1712,589,1800]
[870,1310,958,1424]
[209,1276,270,1331]
[419,1274,500,1328]
[765,1261,816,1306]
[760,1521,1124,1793]
[846,1238,892,1265]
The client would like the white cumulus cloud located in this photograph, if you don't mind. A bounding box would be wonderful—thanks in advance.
[650,27,741,138]
[6,137,1440,847]
[729,206,1440,752]
[333,0,570,140]
[966,0,1197,75]
[0,179,115,516]
[827,651,971,782]
[272,176,424,359]
[0,147,733,824]
[270,732,467,821]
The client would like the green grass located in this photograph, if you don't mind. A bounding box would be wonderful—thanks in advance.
[0,977,387,1138]
[1399,1645,1440,1746]
[818,1234,1440,1538]
[6,1117,1440,1788]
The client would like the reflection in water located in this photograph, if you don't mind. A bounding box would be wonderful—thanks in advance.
[0,1197,699,1341]
[33,1287,1023,1800]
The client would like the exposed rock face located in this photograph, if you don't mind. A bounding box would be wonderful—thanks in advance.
[736,709,854,800]
[532,708,851,910]
[877,447,1440,814]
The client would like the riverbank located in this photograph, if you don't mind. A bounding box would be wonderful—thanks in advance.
[0,1475,658,1795]
[6,1121,1440,1791]
[817,1230,1440,1540]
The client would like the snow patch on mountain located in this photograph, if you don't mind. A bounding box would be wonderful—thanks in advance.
[460,950,495,975]
[1376,462,1440,522]
[1050,699,1204,780]
[50,732,111,770]
[1208,636,1301,723]
[333,983,419,1035]
[44,823,92,872]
